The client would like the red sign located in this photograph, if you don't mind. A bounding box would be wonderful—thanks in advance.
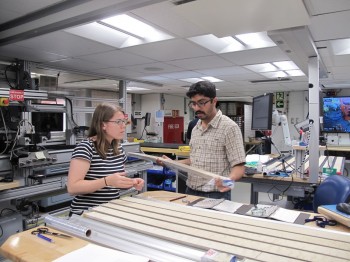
[9,89,24,101]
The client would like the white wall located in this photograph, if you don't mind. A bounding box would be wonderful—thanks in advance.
[137,94,187,142]
[271,91,309,153]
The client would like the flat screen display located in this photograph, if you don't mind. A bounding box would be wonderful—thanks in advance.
[31,112,64,133]
[251,93,273,130]
[323,97,350,132]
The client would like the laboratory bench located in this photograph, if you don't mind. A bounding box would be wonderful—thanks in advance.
[1,191,349,262]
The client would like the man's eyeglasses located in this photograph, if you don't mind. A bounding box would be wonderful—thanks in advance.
[105,119,128,126]
[188,99,213,108]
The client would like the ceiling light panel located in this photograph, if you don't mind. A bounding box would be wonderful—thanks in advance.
[65,15,173,48]
[189,34,244,53]
[330,38,350,55]
[285,69,304,76]
[273,61,299,70]
[260,71,288,78]
[201,76,223,82]
[244,63,277,73]
[235,32,276,49]
[101,14,173,42]
[180,78,203,83]
[65,22,139,48]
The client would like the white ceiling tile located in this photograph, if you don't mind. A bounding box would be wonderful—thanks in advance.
[166,56,233,70]
[0,44,67,62]
[304,0,350,16]
[15,31,115,57]
[46,58,106,71]
[94,67,145,78]
[219,47,290,66]
[78,50,156,67]
[130,2,208,38]
[173,0,310,37]
[123,39,213,61]
[121,62,183,74]
[309,10,350,41]
[158,71,205,80]
[195,66,252,77]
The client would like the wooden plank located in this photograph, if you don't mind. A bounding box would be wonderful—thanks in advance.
[110,200,350,250]
[123,197,350,243]
[0,180,20,191]
[128,152,227,180]
[87,205,348,262]
[84,211,263,261]
[100,202,350,259]
[0,226,87,262]
[318,206,350,227]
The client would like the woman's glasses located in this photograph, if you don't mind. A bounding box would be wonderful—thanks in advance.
[105,119,128,126]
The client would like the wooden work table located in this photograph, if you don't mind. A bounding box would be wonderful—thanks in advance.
[0,226,88,262]
[1,191,349,262]
[0,180,21,191]
[140,191,350,233]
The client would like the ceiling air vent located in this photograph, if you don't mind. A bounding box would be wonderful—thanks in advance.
[250,78,291,83]
[172,0,197,6]
[39,75,57,88]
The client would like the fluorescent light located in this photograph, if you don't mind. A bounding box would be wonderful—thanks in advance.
[235,32,276,48]
[201,76,223,82]
[285,69,305,76]
[260,71,288,78]
[127,87,150,91]
[273,61,298,70]
[180,77,224,83]
[189,34,244,53]
[102,15,154,39]
[65,15,173,48]
[180,78,203,83]
[330,38,350,55]
[244,63,278,73]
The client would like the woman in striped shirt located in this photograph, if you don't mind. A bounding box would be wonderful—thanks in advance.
[67,103,144,215]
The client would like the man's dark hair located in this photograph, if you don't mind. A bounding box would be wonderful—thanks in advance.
[186,81,216,99]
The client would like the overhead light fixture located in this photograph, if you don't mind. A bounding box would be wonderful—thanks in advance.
[330,38,350,55]
[102,15,157,39]
[65,15,173,48]
[189,34,244,53]
[244,63,278,73]
[235,32,276,49]
[260,71,288,79]
[201,76,223,82]
[273,61,299,70]
[127,86,150,91]
[180,76,224,83]
[285,69,304,76]
[189,31,275,54]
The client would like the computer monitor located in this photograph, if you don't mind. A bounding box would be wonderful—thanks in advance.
[323,96,350,132]
[31,112,64,133]
[251,93,273,131]
[144,112,151,127]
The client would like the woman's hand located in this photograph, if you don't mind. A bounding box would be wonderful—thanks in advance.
[133,178,145,191]
[106,173,135,188]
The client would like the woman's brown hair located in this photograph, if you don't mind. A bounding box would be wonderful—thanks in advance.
[88,103,124,159]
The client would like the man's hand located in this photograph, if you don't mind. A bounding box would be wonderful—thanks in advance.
[214,178,232,192]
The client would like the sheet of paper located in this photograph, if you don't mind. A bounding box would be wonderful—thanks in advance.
[35,151,46,159]
[269,207,301,223]
[53,243,149,262]
[212,200,243,213]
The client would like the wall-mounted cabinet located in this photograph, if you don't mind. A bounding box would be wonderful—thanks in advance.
[219,101,245,134]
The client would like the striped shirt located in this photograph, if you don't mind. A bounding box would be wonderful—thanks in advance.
[187,110,246,192]
[70,139,127,215]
